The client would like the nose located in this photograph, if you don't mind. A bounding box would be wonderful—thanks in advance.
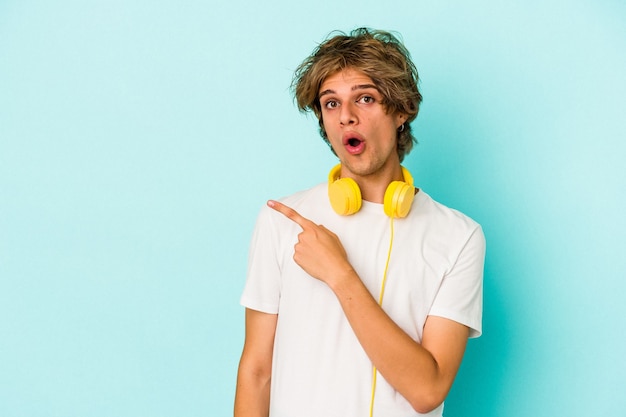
[339,102,357,126]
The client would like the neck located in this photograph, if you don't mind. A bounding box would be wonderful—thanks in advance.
[347,164,405,204]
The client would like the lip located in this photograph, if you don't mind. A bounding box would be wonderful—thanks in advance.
[342,131,366,155]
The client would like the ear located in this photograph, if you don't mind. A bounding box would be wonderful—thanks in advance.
[395,112,408,128]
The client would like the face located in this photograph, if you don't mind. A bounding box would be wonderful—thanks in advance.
[318,68,407,181]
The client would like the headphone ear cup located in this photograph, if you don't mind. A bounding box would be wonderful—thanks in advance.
[328,177,362,216]
[384,181,415,218]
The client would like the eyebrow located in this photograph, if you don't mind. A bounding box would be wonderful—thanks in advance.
[318,84,379,98]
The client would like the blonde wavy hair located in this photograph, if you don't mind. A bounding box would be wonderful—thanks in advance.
[292,28,423,162]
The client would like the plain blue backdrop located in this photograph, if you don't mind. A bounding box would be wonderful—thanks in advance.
[1,1,625,416]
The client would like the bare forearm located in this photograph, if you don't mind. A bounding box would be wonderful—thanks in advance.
[234,370,271,417]
[329,271,463,412]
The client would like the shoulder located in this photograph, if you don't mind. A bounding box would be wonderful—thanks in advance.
[416,190,480,225]
[255,182,329,228]
[412,190,485,246]
[272,182,331,222]
[278,183,327,208]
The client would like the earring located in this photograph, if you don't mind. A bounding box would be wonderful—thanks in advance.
[398,123,405,132]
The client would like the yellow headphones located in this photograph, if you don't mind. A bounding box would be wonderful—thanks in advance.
[327,164,416,218]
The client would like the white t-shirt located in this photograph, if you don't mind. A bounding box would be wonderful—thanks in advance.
[241,183,485,417]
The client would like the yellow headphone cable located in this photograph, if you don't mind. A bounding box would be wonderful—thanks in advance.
[368,215,395,417]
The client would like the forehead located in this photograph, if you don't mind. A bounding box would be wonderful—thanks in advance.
[319,68,376,94]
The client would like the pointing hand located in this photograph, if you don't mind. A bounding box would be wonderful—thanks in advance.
[267,200,355,285]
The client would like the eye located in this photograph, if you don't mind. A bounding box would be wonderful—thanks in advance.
[324,100,339,109]
[358,95,375,104]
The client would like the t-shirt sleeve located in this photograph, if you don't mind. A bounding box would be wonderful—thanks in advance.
[428,225,485,338]
[240,205,282,314]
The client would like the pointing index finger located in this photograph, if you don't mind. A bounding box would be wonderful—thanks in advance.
[267,200,314,230]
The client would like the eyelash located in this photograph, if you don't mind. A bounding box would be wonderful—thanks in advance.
[323,95,376,109]
[324,100,339,109]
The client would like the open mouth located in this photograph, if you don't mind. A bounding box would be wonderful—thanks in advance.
[343,134,365,155]
[347,138,362,148]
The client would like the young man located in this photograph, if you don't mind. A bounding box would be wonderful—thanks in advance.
[234,28,485,417]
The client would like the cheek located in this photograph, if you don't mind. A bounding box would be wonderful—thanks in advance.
[321,115,338,134]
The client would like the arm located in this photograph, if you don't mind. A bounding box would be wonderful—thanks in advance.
[331,271,468,413]
[234,308,278,417]
[267,200,471,413]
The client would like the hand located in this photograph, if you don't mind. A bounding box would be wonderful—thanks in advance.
[267,200,355,285]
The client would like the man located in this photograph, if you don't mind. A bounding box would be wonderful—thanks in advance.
[234,28,485,417]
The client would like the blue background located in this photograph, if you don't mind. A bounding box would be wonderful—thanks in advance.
[1,1,625,416]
